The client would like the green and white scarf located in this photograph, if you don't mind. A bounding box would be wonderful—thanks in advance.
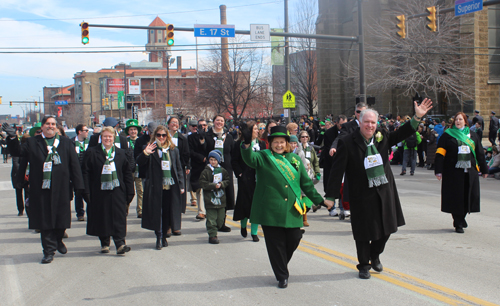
[171,131,179,147]
[208,164,224,205]
[445,125,477,169]
[158,146,175,188]
[75,137,89,155]
[42,134,61,189]
[364,137,388,188]
[101,144,120,190]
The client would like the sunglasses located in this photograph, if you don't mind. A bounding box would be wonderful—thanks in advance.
[35,130,42,134]
[259,128,265,130]
[356,110,362,114]
[300,136,309,138]
[82,129,89,132]
[156,133,168,138]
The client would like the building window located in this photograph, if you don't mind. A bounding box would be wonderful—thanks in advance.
[151,30,154,34]
[159,39,162,43]
[489,4,500,80]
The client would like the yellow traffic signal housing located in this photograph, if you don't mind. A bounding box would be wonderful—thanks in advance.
[166,24,174,46]
[396,15,406,39]
[0,96,2,104]
[105,98,109,106]
[81,21,89,44]
[426,6,437,32]
[35,100,38,107]
[10,101,13,108]
[101,98,105,106]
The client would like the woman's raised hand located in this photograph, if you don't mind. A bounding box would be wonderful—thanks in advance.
[144,143,157,155]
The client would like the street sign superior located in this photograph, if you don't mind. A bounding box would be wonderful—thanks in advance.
[455,0,483,16]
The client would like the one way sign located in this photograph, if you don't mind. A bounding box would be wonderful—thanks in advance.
[282,90,295,108]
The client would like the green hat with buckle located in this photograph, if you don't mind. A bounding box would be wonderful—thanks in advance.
[29,122,42,137]
[124,119,142,135]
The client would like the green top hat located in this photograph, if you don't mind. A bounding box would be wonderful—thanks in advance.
[29,122,42,137]
[124,119,142,135]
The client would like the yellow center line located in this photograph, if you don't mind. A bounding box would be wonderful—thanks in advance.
[188,207,497,305]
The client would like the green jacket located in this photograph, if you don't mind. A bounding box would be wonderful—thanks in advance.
[199,165,230,209]
[402,132,422,150]
[241,146,323,228]
[302,144,320,175]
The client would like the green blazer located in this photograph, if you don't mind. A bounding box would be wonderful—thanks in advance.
[241,146,323,228]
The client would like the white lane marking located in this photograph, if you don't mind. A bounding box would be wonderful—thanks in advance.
[4,258,25,306]
[0,181,13,191]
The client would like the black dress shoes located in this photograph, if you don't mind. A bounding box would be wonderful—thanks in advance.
[371,258,383,272]
[278,279,288,288]
[219,225,231,232]
[162,237,168,247]
[241,228,248,238]
[455,227,464,233]
[359,269,371,279]
[41,254,54,264]
[251,234,260,242]
[57,241,67,254]
[156,237,162,250]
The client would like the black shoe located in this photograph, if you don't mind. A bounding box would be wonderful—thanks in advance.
[278,279,288,288]
[137,214,142,218]
[156,237,162,250]
[161,237,168,247]
[172,231,181,236]
[18,211,24,216]
[359,270,371,279]
[410,172,414,176]
[371,258,383,272]
[339,212,345,220]
[218,225,231,232]
[400,171,406,175]
[455,227,464,233]
[209,236,220,244]
[251,234,260,242]
[57,241,67,254]
[462,220,468,228]
[41,254,54,264]
[116,245,131,254]
[241,228,248,238]
[164,231,172,238]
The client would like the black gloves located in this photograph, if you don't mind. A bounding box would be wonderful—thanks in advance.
[240,121,252,145]
[2,123,17,138]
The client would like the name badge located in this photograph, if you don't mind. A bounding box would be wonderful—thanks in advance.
[75,146,80,154]
[215,140,224,148]
[305,151,311,158]
[172,138,178,147]
[162,160,171,171]
[102,163,115,175]
[364,154,383,169]
[213,173,222,184]
[458,145,470,154]
[43,162,52,172]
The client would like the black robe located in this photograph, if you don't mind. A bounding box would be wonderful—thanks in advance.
[7,135,84,230]
[83,146,135,237]
[172,132,190,212]
[187,132,208,191]
[138,147,185,232]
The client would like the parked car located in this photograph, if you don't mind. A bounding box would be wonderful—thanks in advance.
[65,128,94,139]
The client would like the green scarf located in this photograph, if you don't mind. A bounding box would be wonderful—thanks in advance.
[101,144,120,190]
[75,137,89,155]
[114,135,121,148]
[42,134,61,189]
[158,146,175,188]
[209,165,224,205]
[445,125,477,169]
[364,137,388,188]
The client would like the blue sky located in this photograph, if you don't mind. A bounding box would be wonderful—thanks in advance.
[0,0,307,117]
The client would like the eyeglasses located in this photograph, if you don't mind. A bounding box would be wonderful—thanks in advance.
[35,130,42,134]
[300,136,309,138]
[259,128,265,130]
[156,133,168,138]
[82,129,89,132]
[190,125,198,128]
[356,110,362,114]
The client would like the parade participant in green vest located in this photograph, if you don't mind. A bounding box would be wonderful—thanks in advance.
[240,124,324,289]
[125,118,143,218]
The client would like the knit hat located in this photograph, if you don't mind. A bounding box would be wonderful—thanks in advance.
[208,149,222,164]
[289,135,298,143]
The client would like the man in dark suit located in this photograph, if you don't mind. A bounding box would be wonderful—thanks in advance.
[187,119,208,220]
[324,99,433,279]
[321,115,346,194]
[3,116,85,264]
[489,111,499,146]
[474,110,484,131]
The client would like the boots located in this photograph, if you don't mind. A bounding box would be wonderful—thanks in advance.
[303,213,309,227]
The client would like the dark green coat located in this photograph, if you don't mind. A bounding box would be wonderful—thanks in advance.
[241,146,323,228]
[199,165,230,209]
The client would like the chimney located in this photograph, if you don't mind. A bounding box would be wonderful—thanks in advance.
[220,5,229,72]
[177,56,182,72]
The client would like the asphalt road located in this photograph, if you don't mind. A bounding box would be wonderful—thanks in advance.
[0,161,499,306]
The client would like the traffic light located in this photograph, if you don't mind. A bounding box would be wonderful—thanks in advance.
[81,21,89,45]
[426,6,437,32]
[105,98,109,106]
[166,24,174,46]
[396,15,406,39]
[35,100,38,107]
[0,96,2,104]
[9,101,13,108]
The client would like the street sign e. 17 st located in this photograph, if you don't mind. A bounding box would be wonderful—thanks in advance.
[194,24,235,37]
[455,0,483,16]
[54,100,68,105]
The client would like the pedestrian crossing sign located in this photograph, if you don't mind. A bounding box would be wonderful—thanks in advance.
[283,90,295,108]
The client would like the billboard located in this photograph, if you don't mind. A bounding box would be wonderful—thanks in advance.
[128,79,141,95]
[106,78,125,94]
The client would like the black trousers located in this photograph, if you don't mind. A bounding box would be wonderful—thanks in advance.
[355,235,390,271]
[15,187,28,214]
[155,189,172,238]
[99,236,125,248]
[452,173,470,228]
[40,229,65,256]
[261,225,303,281]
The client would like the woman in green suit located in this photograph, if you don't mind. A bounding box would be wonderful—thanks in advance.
[240,124,324,289]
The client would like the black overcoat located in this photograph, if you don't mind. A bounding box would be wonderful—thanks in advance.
[434,132,488,214]
[326,123,416,241]
[83,146,135,237]
[187,132,208,191]
[173,133,190,212]
[425,130,438,165]
[231,139,266,221]
[137,147,185,232]
[205,130,235,210]
[134,133,151,178]
[7,135,84,230]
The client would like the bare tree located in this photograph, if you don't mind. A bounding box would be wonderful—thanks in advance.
[344,0,474,107]
[198,37,269,119]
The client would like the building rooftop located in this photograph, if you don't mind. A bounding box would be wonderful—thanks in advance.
[149,16,166,27]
